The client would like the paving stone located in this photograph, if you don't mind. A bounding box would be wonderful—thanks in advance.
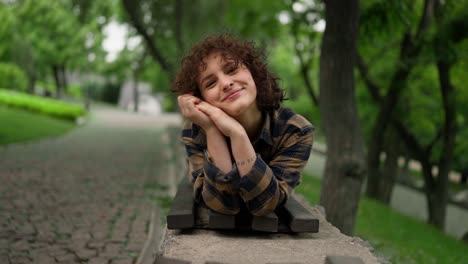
[0,253,10,264]
[48,249,68,257]
[34,254,55,264]
[91,232,108,240]
[54,253,76,262]
[0,107,178,264]
[87,241,105,250]
[9,255,31,264]
[111,257,133,264]
[11,240,30,251]
[75,249,96,260]
[88,257,110,264]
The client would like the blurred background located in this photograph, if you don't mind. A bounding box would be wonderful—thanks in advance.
[0,0,467,262]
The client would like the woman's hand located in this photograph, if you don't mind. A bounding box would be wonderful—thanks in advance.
[177,94,214,130]
[196,102,245,138]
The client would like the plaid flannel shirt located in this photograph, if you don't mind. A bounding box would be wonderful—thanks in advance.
[181,107,314,216]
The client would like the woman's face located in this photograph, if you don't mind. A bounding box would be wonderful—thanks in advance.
[197,52,258,117]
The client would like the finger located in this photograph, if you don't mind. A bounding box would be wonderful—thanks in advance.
[179,96,197,117]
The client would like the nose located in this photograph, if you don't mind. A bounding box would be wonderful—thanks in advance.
[220,75,233,91]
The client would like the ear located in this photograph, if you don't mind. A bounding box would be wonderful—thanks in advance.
[193,90,204,101]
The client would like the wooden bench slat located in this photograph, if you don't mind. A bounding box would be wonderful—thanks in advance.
[208,210,236,229]
[325,255,365,264]
[167,180,319,233]
[277,195,319,233]
[251,212,278,232]
[166,178,195,229]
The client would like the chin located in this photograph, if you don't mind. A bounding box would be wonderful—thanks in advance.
[221,100,256,117]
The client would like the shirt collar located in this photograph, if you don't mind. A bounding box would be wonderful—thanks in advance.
[255,111,274,146]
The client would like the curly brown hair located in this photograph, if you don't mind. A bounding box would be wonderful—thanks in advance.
[172,34,285,112]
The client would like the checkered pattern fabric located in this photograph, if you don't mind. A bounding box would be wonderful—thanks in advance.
[182,107,314,216]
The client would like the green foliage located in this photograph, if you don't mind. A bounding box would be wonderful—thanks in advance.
[162,95,175,112]
[451,50,468,173]
[356,198,467,263]
[0,106,75,145]
[283,96,320,127]
[0,3,15,59]
[82,79,121,105]
[0,89,85,121]
[224,0,286,41]
[297,173,468,263]
[400,64,443,148]
[100,81,121,104]
[269,39,313,100]
[0,63,28,91]
[67,83,83,99]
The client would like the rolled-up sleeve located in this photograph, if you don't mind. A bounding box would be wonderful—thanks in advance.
[182,122,241,215]
[238,125,314,216]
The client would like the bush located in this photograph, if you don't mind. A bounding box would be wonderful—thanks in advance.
[283,96,321,126]
[0,89,85,121]
[67,83,83,99]
[0,63,28,91]
[163,94,175,112]
[101,81,121,104]
[83,80,121,105]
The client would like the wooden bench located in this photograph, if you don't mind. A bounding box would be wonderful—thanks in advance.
[167,177,319,233]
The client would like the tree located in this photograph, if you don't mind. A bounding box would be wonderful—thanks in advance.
[286,0,323,107]
[318,0,366,235]
[359,0,437,203]
[358,0,468,229]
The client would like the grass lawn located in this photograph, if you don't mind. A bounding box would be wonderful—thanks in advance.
[0,106,75,145]
[295,173,468,264]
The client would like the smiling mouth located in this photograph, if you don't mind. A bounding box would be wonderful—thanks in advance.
[223,89,243,101]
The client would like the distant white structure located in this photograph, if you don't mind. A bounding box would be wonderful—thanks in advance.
[118,81,163,115]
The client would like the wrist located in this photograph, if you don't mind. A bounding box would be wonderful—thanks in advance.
[229,128,248,141]
[204,125,222,136]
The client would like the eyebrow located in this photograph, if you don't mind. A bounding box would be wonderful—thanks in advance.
[199,60,239,86]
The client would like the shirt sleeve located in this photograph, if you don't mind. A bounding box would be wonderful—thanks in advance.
[238,125,314,216]
[181,121,241,215]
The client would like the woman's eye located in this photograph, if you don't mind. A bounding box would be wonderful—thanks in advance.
[205,80,216,88]
[226,65,238,74]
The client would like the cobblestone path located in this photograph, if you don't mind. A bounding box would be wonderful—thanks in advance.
[0,106,182,264]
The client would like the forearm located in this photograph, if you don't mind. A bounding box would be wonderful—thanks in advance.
[205,127,232,174]
[230,130,257,177]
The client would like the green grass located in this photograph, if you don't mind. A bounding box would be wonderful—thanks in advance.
[0,106,75,145]
[0,89,85,121]
[296,173,468,264]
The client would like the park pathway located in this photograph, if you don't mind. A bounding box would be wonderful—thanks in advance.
[0,105,182,264]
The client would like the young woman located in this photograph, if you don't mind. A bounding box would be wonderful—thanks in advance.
[173,34,314,216]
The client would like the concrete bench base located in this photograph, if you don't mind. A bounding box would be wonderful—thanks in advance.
[158,196,381,264]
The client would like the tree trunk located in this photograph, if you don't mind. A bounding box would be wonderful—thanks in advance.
[379,128,400,204]
[318,0,365,236]
[365,0,436,199]
[420,160,442,227]
[133,73,139,113]
[52,65,62,98]
[461,171,468,185]
[60,64,68,94]
[429,59,456,229]
[174,0,185,58]
[27,74,36,94]
[121,0,174,77]
[365,33,413,199]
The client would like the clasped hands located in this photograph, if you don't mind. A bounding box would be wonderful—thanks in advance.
[177,94,244,138]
